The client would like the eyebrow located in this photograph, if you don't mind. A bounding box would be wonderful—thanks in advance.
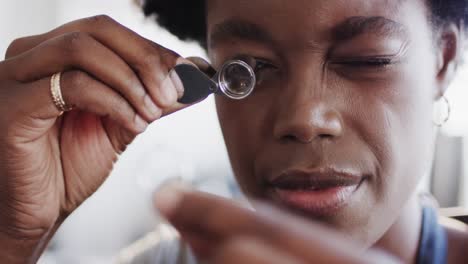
[208,16,408,48]
[209,19,274,48]
[333,16,408,41]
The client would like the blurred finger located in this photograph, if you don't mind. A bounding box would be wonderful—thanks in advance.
[209,237,305,264]
[154,188,389,264]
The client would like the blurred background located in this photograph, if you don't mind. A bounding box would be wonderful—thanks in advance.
[1,0,467,263]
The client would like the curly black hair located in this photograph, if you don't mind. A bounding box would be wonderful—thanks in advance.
[142,0,206,46]
[142,0,467,47]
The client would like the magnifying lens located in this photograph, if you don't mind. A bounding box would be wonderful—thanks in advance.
[174,59,256,104]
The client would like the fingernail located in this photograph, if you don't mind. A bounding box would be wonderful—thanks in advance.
[144,94,161,117]
[154,184,184,218]
[134,115,148,132]
[170,70,184,99]
[160,74,178,106]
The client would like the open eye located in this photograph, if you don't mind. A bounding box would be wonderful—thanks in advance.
[233,55,277,72]
[252,58,275,72]
[229,55,279,86]
[250,58,278,84]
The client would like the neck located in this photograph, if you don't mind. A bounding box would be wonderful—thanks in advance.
[373,194,422,264]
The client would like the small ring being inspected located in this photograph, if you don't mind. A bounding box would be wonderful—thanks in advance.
[50,72,72,114]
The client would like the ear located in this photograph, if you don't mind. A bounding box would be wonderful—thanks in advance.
[434,23,463,100]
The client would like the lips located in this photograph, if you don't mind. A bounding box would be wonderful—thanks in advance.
[265,168,365,217]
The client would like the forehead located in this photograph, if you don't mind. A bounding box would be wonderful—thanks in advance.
[206,0,427,44]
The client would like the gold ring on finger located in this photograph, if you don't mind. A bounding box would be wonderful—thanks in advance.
[50,72,73,115]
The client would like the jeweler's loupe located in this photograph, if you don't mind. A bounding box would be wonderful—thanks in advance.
[174,59,256,104]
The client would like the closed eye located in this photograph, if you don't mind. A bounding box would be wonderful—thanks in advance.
[331,57,395,68]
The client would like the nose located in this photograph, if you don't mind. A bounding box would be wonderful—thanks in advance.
[273,100,343,144]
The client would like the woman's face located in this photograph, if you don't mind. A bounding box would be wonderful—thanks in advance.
[208,0,446,246]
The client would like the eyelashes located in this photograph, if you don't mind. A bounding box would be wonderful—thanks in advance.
[230,55,278,84]
[250,58,279,84]
[252,58,277,73]
[330,57,396,68]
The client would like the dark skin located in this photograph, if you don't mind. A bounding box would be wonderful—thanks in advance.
[208,0,467,262]
[0,0,467,263]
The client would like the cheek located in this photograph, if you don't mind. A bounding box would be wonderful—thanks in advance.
[216,71,435,201]
[356,67,435,205]
[391,85,434,200]
[215,95,270,195]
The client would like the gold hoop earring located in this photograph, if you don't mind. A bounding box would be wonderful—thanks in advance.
[433,95,451,127]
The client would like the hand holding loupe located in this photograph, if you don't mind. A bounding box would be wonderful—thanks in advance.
[173,58,256,104]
